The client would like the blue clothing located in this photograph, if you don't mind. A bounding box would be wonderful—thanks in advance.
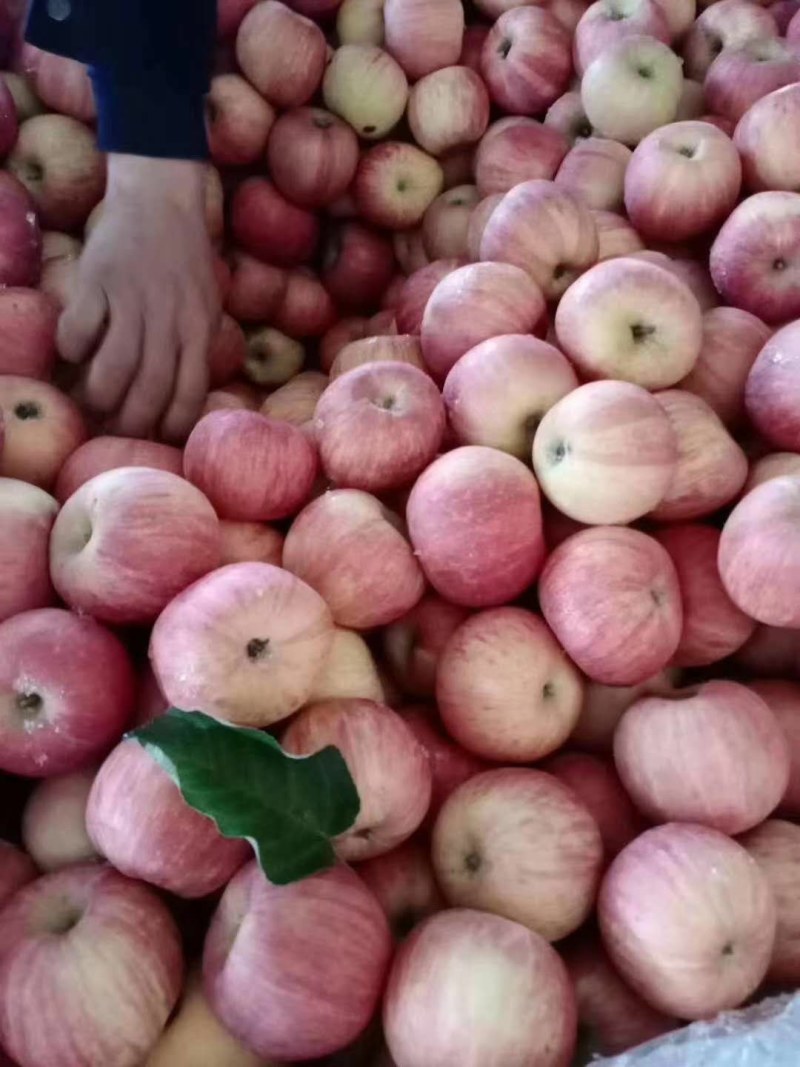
[26,0,215,159]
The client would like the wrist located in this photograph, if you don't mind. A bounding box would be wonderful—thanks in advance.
[106,155,206,211]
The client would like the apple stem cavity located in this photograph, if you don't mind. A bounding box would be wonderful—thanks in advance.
[13,401,42,421]
[246,637,270,662]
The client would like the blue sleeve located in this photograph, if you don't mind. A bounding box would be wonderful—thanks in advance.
[26,0,216,160]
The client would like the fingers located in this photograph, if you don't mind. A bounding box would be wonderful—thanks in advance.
[160,315,212,443]
[79,302,143,416]
[112,310,178,439]
[57,282,109,364]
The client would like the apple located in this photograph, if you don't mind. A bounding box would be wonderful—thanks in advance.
[397,705,487,820]
[0,841,36,910]
[50,467,220,625]
[218,0,259,36]
[383,0,464,80]
[658,254,719,310]
[480,179,599,301]
[0,73,17,157]
[680,306,771,427]
[555,137,632,212]
[481,7,573,117]
[422,185,480,260]
[383,595,469,699]
[393,228,430,274]
[236,0,326,107]
[710,191,800,325]
[676,77,706,119]
[461,194,503,260]
[0,477,57,623]
[354,142,444,231]
[436,607,584,763]
[599,823,776,1019]
[337,0,386,44]
[184,410,317,522]
[624,120,742,240]
[0,375,87,489]
[306,627,385,705]
[0,864,183,1067]
[736,623,800,679]
[683,0,778,80]
[573,0,671,76]
[357,837,443,939]
[330,335,426,379]
[592,209,646,260]
[394,258,464,335]
[421,262,546,382]
[444,334,578,460]
[432,768,603,940]
[321,220,396,313]
[269,272,337,340]
[707,37,800,127]
[203,388,257,415]
[267,107,359,209]
[283,490,425,628]
[540,527,682,686]
[734,83,800,191]
[2,72,43,122]
[533,380,678,525]
[321,318,370,372]
[770,0,800,30]
[384,908,576,1067]
[225,252,287,323]
[314,361,445,493]
[651,390,749,521]
[655,0,696,36]
[407,446,546,608]
[581,36,684,146]
[0,607,135,777]
[218,521,284,568]
[17,44,94,124]
[562,935,676,1057]
[545,90,595,144]
[790,5,800,39]
[571,669,678,753]
[22,767,98,873]
[7,114,105,229]
[655,524,756,666]
[749,681,800,817]
[746,451,800,492]
[230,177,319,267]
[555,257,703,389]
[0,173,41,287]
[0,289,57,384]
[323,44,409,140]
[206,73,275,168]
[746,320,800,451]
[408,66,489,157]
[741,819,800,985]
[475,117,569,197]
[54,436,182,503]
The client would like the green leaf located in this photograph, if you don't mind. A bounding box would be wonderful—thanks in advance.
[128,709,360,886]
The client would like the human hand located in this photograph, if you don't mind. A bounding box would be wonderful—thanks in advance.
[58,154,220,442]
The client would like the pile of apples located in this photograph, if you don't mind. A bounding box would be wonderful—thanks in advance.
[2,0,800,1064]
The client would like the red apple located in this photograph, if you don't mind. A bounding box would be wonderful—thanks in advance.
[0,173,41,287]
[571,669,679,753]
[354,142,444,231]
[0,841,36,910]
[236,0,327,107]
[383,595,469,699]
[230,177,319,267]
[592,208,645,260]
[0,477,57,623]
[749,680,800,817]
[397,705,487,820]
[330,335,426,379]
[0,74,17,156]
[393,227,430,274]
[555,136,632,212]
[746,320,800,451]
[573,0,671,76]
[705,37,800,124]
[206,72,275,168]
[789,3,800,37]
[54,436,182,503]
[218,0,259,36]
[745,451,800,493]
[545,89,595,145]
[550,0,592,32]
[22,767,98,872]
[219,521,284,567]
[393,258,464,335]
[383,0,464,80]
[735,82,800,191]
[357,837,444,938]
[321,220,396,313]
[321,318,370,372]
[741,819,800,984]
[0,375,87,489]
[271,270,337,339]
[420,185,478,260]
[408,66,489,157]
[481,7,572,116]
[323,44,409,140]
[225,252,287,323]
[654,0,696,37]
[475,116,569,197]
[267,107,359,209]
[683,0,778,80]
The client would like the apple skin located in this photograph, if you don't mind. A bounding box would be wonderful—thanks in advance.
[436,608,584,764]
[236,0,327,108]
[383,595,469,700]
[383,0,464,81]
[356,836,444,939]
[0,74,18,156]
[704,38,800,125]
[206,73,275,168]
[55,436,182,504]
[719,475,800,628]
[218,521,284,568]
[150,562,334,728]
[0,477,57,624]
[420,262,546,382]
[86,740,249,899]
[539,526,683,687]
[0,174,41,288]
[533,380,678,525]
[267,107,359,209]
[475,117,568,197]
[545,90,595,145]
[555,136,632,212]
[22,767,99,872]
[683,0,778,81]
[735,83,800,191]
[321,220,396,313]
[407,446,546,609]
[615,680,790,834]
[432,768,603,941]
[337,0,386,45]
[573,0,671,76]
[321,319,370,373]
[709,191,800,325]
[0,375,87,490]
[384,908,577,1067]
[599,823,776,1020]
[354,141,444,231]
[306,627,385,706]
[749,681,800,818]
[745,452,800,493]
[225,252,287,323]
[741,818,800,985]
[218,0,258,36]
[736,623,800,680]
[592,209,645,261]
[0,863,183,1067]
[323,44,409,141]
[421,185,480,261]
[790,4,800,38]
[746,320,800,452]
[554,257,703,390]
[408,66,489,158]
[0,841,36,911]
[571,669,678,754]
[283,489,425,629]
[394,258,464,335]
[230,177,319,267]
[203,861,392,1062]
[330,335,426,380]
[0,607,135,778]
[481,7,573,117]
[282,698,432,861]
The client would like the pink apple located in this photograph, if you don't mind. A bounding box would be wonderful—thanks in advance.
[475,116,569,197]
[480,179,599,301]
[540,527,682,686]
[705,38,800,124]
[592,209,645,260]
[616,680,789,832]
[236,0,326,107]
[421,185,479,260]
[750,681,800,817]
[432,768,603,940]
[87,740,249,898]
[746,451,800,493]
[17,44,94,123]
[270,270,337,339]
[741,819,800,985]
[204,861,391,1061]
[323,44,409,140]
[734,83,800,192]
[7,114,104,229]
[0,74,17,157]
[654,0,696,36]
[710,191,800,324]
[545,90,595,144]
[50,467,220,625]
[771,0,800,31]
[219,521,284,567]
[397,705,487,820]
[571,669,678,753]
[336,0,386,45]
[0,289,54,379]
[788,3,800,36]
[150,562,334,727]
[407,446,546,607]
[436,608,584,763]
[314,362,445,493]
[206,314,247,388]
[421,262,546,381]
[0,477,56,625]
[651,390,749,520]
[225,252,287,323]
[206,73,275,168]
[383,0,464,80]
[599,823,776,1019]
[384,908,576,1067]
[354,142,444,230]
[393,227,431,274]
[459,22,489,71]
[0,375,87,489]
[481,7,572,116]
[357,837,444,938]
[408,66,489,157]
[282,698,431,860]
[330,334,426,379]
[555,257,703,389]
[22,767,98,872]
[394,258,464,335]
[267,107,359,209]
[0,864,183,1067]
[581,36,684,145]
[383,595,469,699]
[533,380,678,525]
[658,253,719,309]
[683,0,778,79]
[555,136,632,212]
[306,627,385,706]
[54,436,182,503]
[218,0,258,35]
[573,0,671,76]
[321,219,396,312]
[0,607,134,777]
[0,841,36,910]
[746,319,800,451]
[0,173,41,287]
[321,318,370,372]
[284,490,425,628]
[230,177,319,267]
[655,524,756,666]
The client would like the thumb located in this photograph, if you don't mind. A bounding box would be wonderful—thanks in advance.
[57,282,109,364]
